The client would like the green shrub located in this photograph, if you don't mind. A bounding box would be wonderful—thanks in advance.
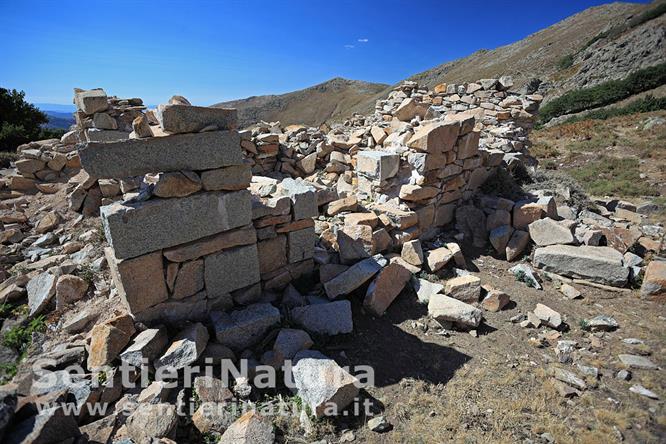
[539,63,666,123]
[0,88,48,151]
[562,95,666,124]
[557,54,575,70]
[2,315,46,355]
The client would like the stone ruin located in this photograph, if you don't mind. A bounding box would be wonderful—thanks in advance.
[3,76,666,443]
[77,99,317,326]
[70,78,544,325]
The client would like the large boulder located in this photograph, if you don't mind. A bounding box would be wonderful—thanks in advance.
[533,245,629,287]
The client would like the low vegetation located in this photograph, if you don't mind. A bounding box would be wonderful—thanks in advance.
[538,63,666,123]
[2,313,47,356]
[567,156,656,197]
[532,109,666,199]
[562,95,666,124]
[557,54,575,71]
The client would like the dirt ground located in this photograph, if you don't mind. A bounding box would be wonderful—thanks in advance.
[312,246,666,443]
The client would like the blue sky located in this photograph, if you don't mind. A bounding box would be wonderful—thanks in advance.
[0,0,648,106]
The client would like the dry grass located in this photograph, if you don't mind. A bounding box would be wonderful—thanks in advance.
[531,110,666,198]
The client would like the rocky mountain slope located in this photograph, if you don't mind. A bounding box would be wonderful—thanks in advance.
[217,1,665,126]
[213,77,388,127]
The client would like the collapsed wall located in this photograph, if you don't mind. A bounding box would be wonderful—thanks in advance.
[72,77,542,324]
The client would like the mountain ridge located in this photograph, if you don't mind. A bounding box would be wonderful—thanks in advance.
[215,1,665,127]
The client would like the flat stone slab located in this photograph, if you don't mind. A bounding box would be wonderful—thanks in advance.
[204,244,261,297]
[102,190,251,259]
[324,255,387,299]
[211,303,281,350]
[292,300,353,336]
[79,131,242,178]
[428,294,482,328]
[533,245,629,287]
[157,104,237,133]
[528,218,574,246]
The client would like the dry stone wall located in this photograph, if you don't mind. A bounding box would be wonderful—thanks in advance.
[78,101,315,324]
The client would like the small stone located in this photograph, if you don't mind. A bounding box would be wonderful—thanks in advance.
[211,303,280,351]
[616,370,631,380]
[87,313,136,370]
[272,328,313,362]
[425,247,453,272]
[401,240,424,266]
[583,315,618,332]
[152,171,202,198]
[55,274,88,309]
[367,415,391,433]
[126,403,178,442]
[641,260,666,299]
[428,294,482,328]
[559,283,581,300]
[155,323,209,370]
[26,272,57,316]
[131,114,154,138]
[120,327,169,367]
[218,411,274,443]
[629,384,659,399]
[444,275,481,303]
[193,376,233,403]
[326,195,358,216]
[35,212,60,234]
[618,354,658,370]
[292,300,353,336]
[363,262,412,316]
[292,350,360,417]
[481,289,510,312]
[549,367,586,390]
[533,303,562,329]
[528,218,574,246]
[505,230,530,261]
[324,255,386,299]
[412,278,443,304]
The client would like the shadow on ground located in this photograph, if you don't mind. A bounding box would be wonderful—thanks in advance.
[324,286,471,389]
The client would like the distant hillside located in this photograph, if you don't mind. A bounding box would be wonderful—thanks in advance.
[34,104,76,129]
[219,1,664,126]
[42,111,75,129]
[348,1,665,116]
[213,77,388,128]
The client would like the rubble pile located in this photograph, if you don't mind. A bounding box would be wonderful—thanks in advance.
[0,76,664,443]
[375,77,542,168]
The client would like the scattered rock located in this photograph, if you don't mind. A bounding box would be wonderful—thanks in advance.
[211,303,280,350]
[533,304,562,329]
[155,322,209,369]
[219,410,275,444]
[428,294,482,328]
[292,350,360,417]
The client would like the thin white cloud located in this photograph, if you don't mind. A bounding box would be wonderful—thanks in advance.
[357,38,369,43]
[344,44,355,49]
